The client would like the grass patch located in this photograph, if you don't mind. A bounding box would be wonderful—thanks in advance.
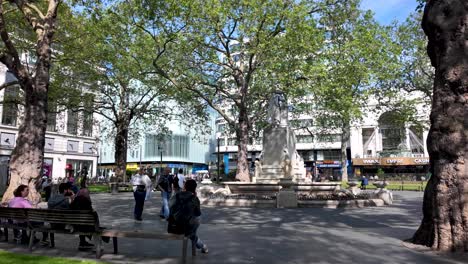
[342,181,427,191]
[0,250,105,264]
[87,185,109,193]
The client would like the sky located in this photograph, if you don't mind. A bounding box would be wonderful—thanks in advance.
[360,0,419,25]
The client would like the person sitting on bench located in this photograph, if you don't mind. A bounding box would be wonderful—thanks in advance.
[168,179,208,254]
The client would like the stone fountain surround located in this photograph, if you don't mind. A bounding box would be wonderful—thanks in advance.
[197,182,392,208]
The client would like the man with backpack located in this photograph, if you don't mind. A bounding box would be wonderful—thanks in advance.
[157,168,174,219]
[168,179,208,254]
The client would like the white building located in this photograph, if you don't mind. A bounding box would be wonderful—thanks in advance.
[0,63,99,193]
[216,94,430,180]
[350,96,430,179]
[98,110,217,178]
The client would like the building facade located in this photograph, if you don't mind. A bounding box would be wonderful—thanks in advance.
[98,112,217,178]
[0,63,99,194]
[350,100,430,179]
[215,97,430,180]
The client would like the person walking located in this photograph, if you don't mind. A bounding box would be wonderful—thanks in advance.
[361,176,368,190]
[168,179,208,254]
[174,168,185,193]
[130,169,152,221]
[157,167,174,219]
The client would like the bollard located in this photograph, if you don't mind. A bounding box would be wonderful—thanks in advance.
[110,183,118,195]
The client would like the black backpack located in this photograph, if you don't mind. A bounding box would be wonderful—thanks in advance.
[167,193,195,234]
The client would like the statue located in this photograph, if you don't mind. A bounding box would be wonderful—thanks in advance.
[281,149,293,179]
[253,159,262,183]
[267,91,288,127]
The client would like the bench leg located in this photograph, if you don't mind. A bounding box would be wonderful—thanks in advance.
[191,239,196,256]
[112,237,118,254]
[28,231,35,252]
[3,228,8,242]
[182,237,188,264]
[94,235,102,259]
[50,233,55,248]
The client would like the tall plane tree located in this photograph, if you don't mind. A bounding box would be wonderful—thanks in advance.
[0,0,60,203]
[411,0,468,251]
[300,0,399,182]
[138,0,330,181]
[55,4,209,182]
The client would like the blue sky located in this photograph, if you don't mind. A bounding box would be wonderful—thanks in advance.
[360,0,419,24]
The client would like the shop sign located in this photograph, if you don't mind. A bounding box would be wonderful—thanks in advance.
[353,157,430,166]
[126,163,139,170]
[414,158,429,164]
[362,159,379,164]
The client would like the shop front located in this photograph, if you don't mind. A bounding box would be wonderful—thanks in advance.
[352,157,430,179]
[315,160,342,180]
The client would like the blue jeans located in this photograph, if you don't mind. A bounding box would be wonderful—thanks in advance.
[134,190,146,219]
[160,191,172,219]
[187,217,204,249]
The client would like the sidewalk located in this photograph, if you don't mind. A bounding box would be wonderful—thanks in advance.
[0,191,465,264]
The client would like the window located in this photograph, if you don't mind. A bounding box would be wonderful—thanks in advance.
[81,97,93,137]
[83,142,94,153]
[323,150,341,160]
[218,138,226,146]
[67,110,78,135]
[46,103,57,132]
[317,134,341,143]
[67,140,79,152]
[0,133,15,147]
[227,138,237,146]
[217,124,225,132]
[81,111,93,137]
[297,135,313,143]
[381,128,404,150]
[2,87,19,126]
[378,111,406,151]
[45,138,54,151]
[144,134,189,158]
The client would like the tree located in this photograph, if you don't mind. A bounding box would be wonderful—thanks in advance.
[411,0,468,251]
[299,0,399,182]
[52,4,209,182]
[0,0,60,204]
[137,0,331,181]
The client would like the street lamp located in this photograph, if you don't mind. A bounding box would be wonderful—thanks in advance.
[158,145,163,176]
[217,137,221,183]
[139,145,142,169]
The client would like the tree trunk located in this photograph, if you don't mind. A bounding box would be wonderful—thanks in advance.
[411,0,468,251]
[235,112,250,182]
[340,124,350,182]
[1,77,48,205]
[114,121,129,183]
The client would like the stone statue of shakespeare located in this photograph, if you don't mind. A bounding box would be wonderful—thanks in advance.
[267,91,288,127]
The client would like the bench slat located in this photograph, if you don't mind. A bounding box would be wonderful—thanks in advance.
[102,230,184,240]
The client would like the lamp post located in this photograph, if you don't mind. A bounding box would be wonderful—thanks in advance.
[217,137,221,183]
[139,145,142,169]
[158,145,163,176]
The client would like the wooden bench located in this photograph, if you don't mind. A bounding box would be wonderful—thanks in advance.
[0,208,105,258]
[101,229,196,264]
[0,208,195,263]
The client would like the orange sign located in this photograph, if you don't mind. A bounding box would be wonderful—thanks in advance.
[352,157,429,166]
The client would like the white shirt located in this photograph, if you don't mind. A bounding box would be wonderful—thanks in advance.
[177,173,185,189]
[130,173,152,192]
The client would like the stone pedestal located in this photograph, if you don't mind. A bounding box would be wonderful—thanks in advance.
[277,189,298,208]
[277,178,298,208]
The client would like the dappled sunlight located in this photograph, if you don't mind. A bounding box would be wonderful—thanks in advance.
[0,191,464,263]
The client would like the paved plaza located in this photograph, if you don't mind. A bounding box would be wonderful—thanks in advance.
[0,191,466,264]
